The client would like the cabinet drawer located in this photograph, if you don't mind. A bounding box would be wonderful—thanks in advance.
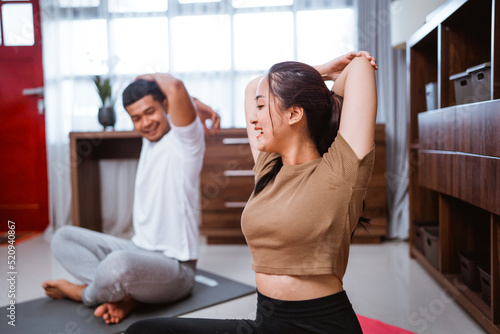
[454,153,500,215]
[201,176,254,210]
[204,131,254,171]
[201,129,253,243]
[418,107,455,151]
[455,100,500,157]
[418,151,455,195]
[419,150,500,215]
[418,101,500,157]
[202,209,245,229]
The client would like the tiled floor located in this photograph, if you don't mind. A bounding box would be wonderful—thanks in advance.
[0,234,487,333]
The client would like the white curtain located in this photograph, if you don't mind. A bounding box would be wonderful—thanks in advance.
[41,0,146,238]
[356,0,409,239]
[40,0,358,237]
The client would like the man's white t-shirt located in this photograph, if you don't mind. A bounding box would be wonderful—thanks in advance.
[132,116,205,261]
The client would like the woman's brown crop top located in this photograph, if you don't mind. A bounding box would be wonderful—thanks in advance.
[241,133,375,281]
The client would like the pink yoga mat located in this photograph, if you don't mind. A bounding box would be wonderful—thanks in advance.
[357,314,415,334]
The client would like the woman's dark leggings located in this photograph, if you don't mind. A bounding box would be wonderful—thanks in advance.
[125,290,363,334]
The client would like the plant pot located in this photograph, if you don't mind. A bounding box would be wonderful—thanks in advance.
[98,107,116,129]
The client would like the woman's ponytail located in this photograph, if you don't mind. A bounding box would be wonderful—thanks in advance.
[254,156,283,195]
[317,91,343,156]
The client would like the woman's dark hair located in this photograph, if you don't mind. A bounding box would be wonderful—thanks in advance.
[253,61,370,235]
[122,79,166,109]
[254,61,343,194]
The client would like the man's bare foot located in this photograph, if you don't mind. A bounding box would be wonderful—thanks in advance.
[94,295,138,324]
[42,279,86,302]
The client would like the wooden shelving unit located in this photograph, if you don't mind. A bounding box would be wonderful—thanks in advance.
[407,0,500,333]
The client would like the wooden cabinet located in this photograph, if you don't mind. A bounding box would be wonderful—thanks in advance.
[69,131,142,231]
[200,129,254,244]
[407,1,500,332]
[200,126,387,244]
[70,127,386,244]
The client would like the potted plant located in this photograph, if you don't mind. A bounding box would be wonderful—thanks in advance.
[93,75,116,130]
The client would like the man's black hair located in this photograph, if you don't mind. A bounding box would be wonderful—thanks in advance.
[122,79,166,109]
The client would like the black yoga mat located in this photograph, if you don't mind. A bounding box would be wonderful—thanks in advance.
[1,270,255,334]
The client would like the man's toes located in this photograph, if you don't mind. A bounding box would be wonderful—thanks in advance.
[94,304,107,317]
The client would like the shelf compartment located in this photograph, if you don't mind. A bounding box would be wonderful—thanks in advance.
[493,214,500,323]
[408,176,439,259]
[439,194,490,275]
[494,0,500,100]
[412,244,499,333]
[444,273,495,326]
[409,28,438,115]
[408,27,438,150]
[440,0,492,108]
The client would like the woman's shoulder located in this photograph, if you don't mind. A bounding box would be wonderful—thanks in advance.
[321,133,375,187]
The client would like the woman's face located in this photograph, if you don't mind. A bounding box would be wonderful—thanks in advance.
[250,77,287,153]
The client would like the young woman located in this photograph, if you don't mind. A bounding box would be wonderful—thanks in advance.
[125,51,378,333]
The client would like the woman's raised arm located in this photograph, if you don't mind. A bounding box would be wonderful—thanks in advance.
[316,51,378,158]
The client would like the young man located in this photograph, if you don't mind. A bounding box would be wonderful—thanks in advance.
[42,73,220,324]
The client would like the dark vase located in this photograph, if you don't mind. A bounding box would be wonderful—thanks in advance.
[98,107,116,130]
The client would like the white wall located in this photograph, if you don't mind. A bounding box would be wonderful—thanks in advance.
[390,0,448,49]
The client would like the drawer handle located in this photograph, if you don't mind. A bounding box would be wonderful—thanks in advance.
[222,138,249,145]
[223,170,254,177]
[225,202,247,208]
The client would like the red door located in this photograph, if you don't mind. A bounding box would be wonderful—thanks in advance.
[0,0,49,231]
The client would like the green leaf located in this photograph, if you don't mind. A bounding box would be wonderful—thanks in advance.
[93,75,115,107]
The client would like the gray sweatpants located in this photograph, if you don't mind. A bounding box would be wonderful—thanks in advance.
[51,225,196,306]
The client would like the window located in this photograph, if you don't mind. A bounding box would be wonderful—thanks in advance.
[171,15,231,72]
[58,19,108,76]
[296,9,356,65]
[180,0,221,3]
[232,0,292,8]
[111,17,169,74]
[45,0,355,128]
[58,0,99,7]
[233,12,294,71]
[1,3,35,46]
[108,0,167,13]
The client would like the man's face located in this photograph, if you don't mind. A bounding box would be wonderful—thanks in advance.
[126,95,170,142]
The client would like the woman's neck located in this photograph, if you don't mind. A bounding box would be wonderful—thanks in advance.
[280,138,321,165]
